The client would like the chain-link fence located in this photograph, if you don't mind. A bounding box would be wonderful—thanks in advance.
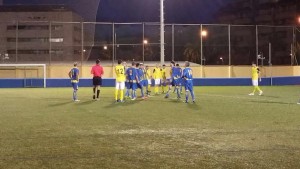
[0,21,299,66]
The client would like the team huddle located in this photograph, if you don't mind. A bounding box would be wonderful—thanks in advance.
[68,60,300,105]
[114,60,195,103]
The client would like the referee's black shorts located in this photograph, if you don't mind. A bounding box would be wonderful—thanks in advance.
[93,76,102,86]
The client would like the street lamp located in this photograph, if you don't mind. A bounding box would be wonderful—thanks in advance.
[143,39,148,63]
[103,45,108,50]
[201,30,208,37]
[219,57,224,65]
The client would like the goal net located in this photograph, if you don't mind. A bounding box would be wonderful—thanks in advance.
[0,64,46,88]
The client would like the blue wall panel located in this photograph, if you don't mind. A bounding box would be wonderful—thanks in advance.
[0,77,299,88]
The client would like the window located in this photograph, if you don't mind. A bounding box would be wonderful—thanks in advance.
[50,38,63,43]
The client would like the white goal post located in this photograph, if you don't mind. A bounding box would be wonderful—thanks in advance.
[0,64,46,88]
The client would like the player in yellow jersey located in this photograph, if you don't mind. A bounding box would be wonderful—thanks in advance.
[115,59,126,102]
[145,65,152,96]
[249,62,263,96]
[161,64,167,93]
[152,64,162,95]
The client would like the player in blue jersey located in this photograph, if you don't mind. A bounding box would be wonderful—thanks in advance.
[136,63,146,99]
[68,62,80,102]
[182,61,195,103]
[126,62,138,100]
[165,61,181,99]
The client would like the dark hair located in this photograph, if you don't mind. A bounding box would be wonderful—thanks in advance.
[131,62,135,66]
[74,62,77,67]
[162,64,166,67]
[176,64,179,66]
[117,59,122,64]
[96,59,100,64]
[171,61,175,65]
[136,63,140,67]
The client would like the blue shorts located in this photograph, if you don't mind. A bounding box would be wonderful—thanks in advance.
[184,80,193,92]
[125,81,130,88]
[71,82,78,90]
[141,80,148,87]
[127,82,137,90]
[171,78,181,86]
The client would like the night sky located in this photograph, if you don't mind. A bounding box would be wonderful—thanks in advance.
[3,0,229,23]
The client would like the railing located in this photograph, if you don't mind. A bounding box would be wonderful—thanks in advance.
[0,21,299,66]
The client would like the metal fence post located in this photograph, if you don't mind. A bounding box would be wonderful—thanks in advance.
[228,24,231,78]
[142,22,145,63]
[256,25,259,64]
[172,24,174,61]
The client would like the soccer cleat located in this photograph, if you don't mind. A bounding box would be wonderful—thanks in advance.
[248,93,254,96]
[93,95,96,100]
[74,99,80,102]
[259,91,263,96]
[297,102,300,105]
[165,95,169,99]
[184,100,188,103]
[192,100,196,104]
[119,100,125,103]
[131,97,136,101]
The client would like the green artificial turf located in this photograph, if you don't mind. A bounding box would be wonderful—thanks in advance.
[0,86,300,169]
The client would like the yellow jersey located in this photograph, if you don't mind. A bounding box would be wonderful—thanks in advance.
[152,67,162,79]
[115,65,126,82]
[251,66,259,80]
[146,69,152,80]
[161,68,166,79]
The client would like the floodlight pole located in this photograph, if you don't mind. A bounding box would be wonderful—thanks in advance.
[160,0,165,64]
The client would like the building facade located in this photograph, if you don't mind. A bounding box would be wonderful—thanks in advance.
[0,5,86,63]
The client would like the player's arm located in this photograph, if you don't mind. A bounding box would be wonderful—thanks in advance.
[68,70,72,79]
[90,67,94,75]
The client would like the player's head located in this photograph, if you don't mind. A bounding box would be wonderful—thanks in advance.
[185,61,190,67]
[73,62,78,67]
[140,63,144,68]
[156,63,159,68]
[145,65,149,69]
[162,64,166,68]
[122,61,127,66]
[252,61,256,66]
[176,63,179,67]
[117,59,122,65]
[171,61,175,66]
[136,63,140,68]
[131,62,135,67]
[96,59,100,65]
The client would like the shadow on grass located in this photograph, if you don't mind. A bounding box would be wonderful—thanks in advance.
[77,100,95,105]
[250,100,292,105]
[104,99,142,109]
[48,101,73,107]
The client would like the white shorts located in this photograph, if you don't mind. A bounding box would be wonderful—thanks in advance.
[252,80,258,86]
[155,79,161,85]
[116,81,125,90]
[148,79,152,85]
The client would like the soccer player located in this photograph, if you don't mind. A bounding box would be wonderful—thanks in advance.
[136,63,146,99]
[126,62,138,100]
[152,64,162,95]
[68,62,80,102]
[249,62,263,96]
[165,61,176,98]
[115,59,126,103]
[91,59,104,100]
[182,61,195,103]
[145,65,152,96]
[161,65,167,93]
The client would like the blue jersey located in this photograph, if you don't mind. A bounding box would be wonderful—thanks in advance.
[136,68,144,81]
[70,68,79,81]
[126,67,137,81]
[173,67,182,79]
[183,67,193,80]
[171,67,177,78]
